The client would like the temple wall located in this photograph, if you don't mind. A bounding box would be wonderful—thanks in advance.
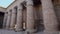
[0,7,6,12]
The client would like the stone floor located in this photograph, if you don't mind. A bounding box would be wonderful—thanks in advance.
[0,29,44,34]
[0,29,25,34]
[0,29,59,34]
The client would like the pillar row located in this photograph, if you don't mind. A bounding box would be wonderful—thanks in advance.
[41,0,58,32]
[26,0,36,33]
[15,4,23,31]
[6,11,12,29]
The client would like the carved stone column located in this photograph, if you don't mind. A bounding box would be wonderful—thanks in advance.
[26,0,36,33]
[41,0,58,33]
[6,11,12,29]
[3,12,8,28]
[10,9,17,30]
[15,4,23,31]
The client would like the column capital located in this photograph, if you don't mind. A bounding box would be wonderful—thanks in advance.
[5,12,8,14]
[4,12,8,16]
[12,9,16,14]
[8,11,12,16]
[26,0,33,7]
[18,4,23,10]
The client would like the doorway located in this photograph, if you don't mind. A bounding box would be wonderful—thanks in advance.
[0,12,4,28]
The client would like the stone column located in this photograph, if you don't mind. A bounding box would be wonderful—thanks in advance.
[26,0,36,33]
[3,12,8,28]
[6,11,12,29]
[41,0,58,32]
[10,9,17,30]
[15,4,23,31]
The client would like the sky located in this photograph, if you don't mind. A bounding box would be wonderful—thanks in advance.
[0,0,15,8]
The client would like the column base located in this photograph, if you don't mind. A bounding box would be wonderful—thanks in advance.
[25,31,35,34]
[44,30,59,34]
[6,26,10,29]
[59,32,60,34]
[26,29,36,33]
[10,28,14,30]
[15,29,23,32]
[3,26,6,29]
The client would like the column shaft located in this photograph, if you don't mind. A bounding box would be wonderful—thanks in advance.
[6,11,11,29]
[3,12,8,28]
[15,4,23,31]
[10,9,17,29]
[26,0,36,33]
[41,0,58,31]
